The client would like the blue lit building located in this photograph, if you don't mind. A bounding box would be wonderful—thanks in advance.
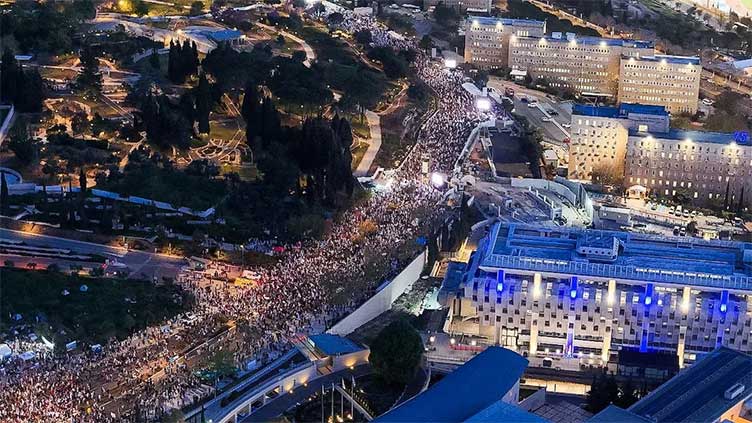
[447,223,752,369]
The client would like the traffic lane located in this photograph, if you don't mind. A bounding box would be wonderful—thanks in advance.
[511,98,569,145]
[0,228,187,277]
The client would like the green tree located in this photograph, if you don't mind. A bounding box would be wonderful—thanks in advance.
[189,1,204,16]
[369,319,423,386]
[133,0,150,17]
[76,47,102,99]
[71,112,90,136]
[8,135,37,165]
[586,372,620,413]
[433,2,458,28]
[195,72,211,134]
[148,48,160,70]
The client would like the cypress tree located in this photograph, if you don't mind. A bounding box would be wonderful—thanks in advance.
[195,73,211,134]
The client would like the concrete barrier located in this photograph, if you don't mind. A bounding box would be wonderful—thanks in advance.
[327,250,426,336]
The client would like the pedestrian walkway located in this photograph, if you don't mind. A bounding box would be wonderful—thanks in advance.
[354,110,382,177]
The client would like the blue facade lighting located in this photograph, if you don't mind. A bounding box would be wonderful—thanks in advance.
[569,276,578,299]
[720,290,729,313]
[496,270,504,292]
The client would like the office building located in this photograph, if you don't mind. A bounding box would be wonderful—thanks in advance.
[447,223,752,369]
[463,17,546,69]
[424,0,492,13]
[507,34,653,94]
[568,103,669,182]
[590,347,752,423]
[618,55,701,115]
[625,128,752,204]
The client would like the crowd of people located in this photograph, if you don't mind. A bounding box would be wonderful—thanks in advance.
[0,8,482,423]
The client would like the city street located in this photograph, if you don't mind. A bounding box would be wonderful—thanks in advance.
[487,78,572,146]
[0,228,187,279]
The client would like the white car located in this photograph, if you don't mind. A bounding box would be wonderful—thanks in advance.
[527,102,538,108]
[562,123,571,128]
[542,117,553,122]
[702,98,714,106]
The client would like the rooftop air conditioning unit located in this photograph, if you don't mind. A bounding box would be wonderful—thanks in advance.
[724,383,745,401]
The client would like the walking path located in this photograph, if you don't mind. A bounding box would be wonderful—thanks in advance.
[256,22,316,68]
[354,110,382,177]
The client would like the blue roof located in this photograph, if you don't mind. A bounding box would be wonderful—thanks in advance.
[527,35,653,48]
[573,103,668,118]
[629,128,740,145]
[308,334,362,356]
[376,347,529,422]
[589,405,651,423]
[628,347,752,422]
[205,29,242,41]
[465,401,547,422]
[632,54,701,65]
[467,15,545,27]
[482,223,752,291]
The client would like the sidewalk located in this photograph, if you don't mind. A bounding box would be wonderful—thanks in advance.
[354,110,382,177]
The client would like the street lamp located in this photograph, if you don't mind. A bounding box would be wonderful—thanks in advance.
[475,97,491,112]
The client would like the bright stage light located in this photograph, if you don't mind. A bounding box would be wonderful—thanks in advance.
[444,58,457,69]
[430,172,445,188]
[476,97,491,111]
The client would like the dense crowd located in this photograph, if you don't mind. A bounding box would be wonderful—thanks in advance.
[0,9,481,423]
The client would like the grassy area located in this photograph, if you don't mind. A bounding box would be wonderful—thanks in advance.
[100,161,227,210]
[0,268,193,347]
[209,120,242,141]
[351,141,369,171]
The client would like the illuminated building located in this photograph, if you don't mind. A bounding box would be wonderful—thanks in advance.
[463,17,546,70]
[447,223,752,369]
[618,55,701,115]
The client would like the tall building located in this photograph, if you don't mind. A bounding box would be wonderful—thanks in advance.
[507,34,653,95]
[463,17,546,69]
[424,0,493,13]
[625,128,752,204]
[568,103,669,182]
[448,223,752,369]
[618,55,701,115]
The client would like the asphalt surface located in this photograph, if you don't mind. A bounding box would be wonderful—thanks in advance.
[0,228,187,279]
[487,78,572,146]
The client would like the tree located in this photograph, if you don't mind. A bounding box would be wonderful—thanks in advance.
[276,34,286,45]
[369,319,423,386]
[8,135,37,165]
[133,0,150,17]
[76,47,102,99]
[71,112,90,136]
[433,2,458,28]
[724,180,731,210]
[354,29,373,45]
[586,371,620,413]
[189,0,204,16]
[195,72,211,134]
[419,35,433,51]
[148,48,160,69]
[0,171,8,216]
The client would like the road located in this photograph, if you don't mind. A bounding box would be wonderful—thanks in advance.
[0,228,187,279]
[487,78,571,146]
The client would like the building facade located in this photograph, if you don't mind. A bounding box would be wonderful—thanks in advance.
[448,223,752,369]
[463,17,545,69]
[625,129,752,204]
[618,55,701,115]
[507,34,653,94]
[424,0,492,13]
[568,103,669,182]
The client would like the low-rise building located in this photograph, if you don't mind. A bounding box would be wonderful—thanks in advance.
[508,34,653,95]
[463,17,546,69]
[618,55,701,115]
[590,347,752,423]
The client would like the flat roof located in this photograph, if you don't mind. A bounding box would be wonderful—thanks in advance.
[517,35,653,49]
[628,54,701,65]
[589,405,652,423]
[573,103,668,118]
[467,15,545,27]
[375,347,529,422]
[629,128,743,146]
[628,347,752,422]
[480,223,752,291]
[308,334,362,356]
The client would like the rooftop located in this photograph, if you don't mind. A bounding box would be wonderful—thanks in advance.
[628,347,752,422]
[375,347,530,422]
[516,35,653,49]
[589,405,651,423]
[480,223,752,291]
[467,15,545,28]
[629,127,746,146]
[308,334,362,356]
[626,54,701,65]
[572,103,668,118]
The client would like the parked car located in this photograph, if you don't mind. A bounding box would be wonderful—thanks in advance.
[542,117,553,122]
[562,123,571,128]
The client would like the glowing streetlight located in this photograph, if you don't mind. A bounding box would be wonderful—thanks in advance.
[430,172,445,189]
